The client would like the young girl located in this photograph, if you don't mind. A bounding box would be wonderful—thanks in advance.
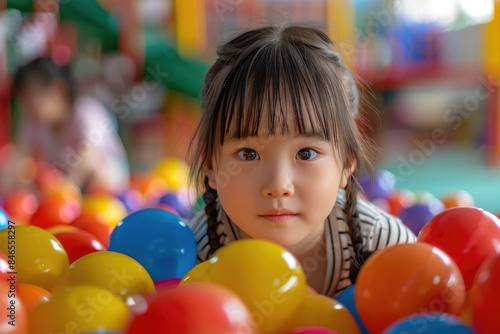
[188,24,416,297]
[1,57,129,195]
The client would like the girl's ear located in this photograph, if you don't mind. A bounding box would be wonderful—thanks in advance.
[203,165,217,190]
[340,159,356,189]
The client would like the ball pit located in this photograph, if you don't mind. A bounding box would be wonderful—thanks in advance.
[0,164,497,333]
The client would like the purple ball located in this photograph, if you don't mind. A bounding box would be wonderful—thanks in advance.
[359,170,396,201]
[116,189,142,213]
[157,192,191,218]
[399,199,444,235]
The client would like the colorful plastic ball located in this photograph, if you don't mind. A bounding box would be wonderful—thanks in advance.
[71,211,114,247]
[39,177,82,205]
[180,239,307,334]
[0,280,28,333]
[382,313,474,334]
[418,206,500,289]
[154,277,181,291]
[440,190,475,209]
[46,224,79,235]
[116,188,143,213]
[284,293,360,334]
[54,229,106,263]
[155,204,181,216]
[52,251,155,302]
[0,208,8,230]
[126,282,256,334]
[157,192,191,218]
[129,173,169,203]
[469,253,500,333]
[29,196,81,229]
[399,199,444,235]
[355,243,466,334]
[359,170,396,200]
[1,189,38,223]
[289,328,340,334]
[17,283,51,311]
[108,208,197,281]
[335,285,370,334]
[413,191,436,203]
[152,157,190,191]
[0,225,69,290]
[82,194,128,227]
[385,189,415,216]
[29,285,132,333]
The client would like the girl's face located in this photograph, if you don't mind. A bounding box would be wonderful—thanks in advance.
[19,79,68,126]
[206,127,353,248]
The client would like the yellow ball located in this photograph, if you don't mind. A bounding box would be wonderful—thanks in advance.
[0,225,69,291]
[52,251,155,302]
[82,195,127,227]
[285,294,361,334]
[152,157,190,191]
[29,285,131,334]
[180,260,210,285]
[181,239,307,334]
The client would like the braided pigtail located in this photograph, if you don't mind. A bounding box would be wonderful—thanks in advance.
[203,176,222,257]
[346,175,374,283]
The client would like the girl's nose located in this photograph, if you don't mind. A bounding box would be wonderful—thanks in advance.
[261,165,295,198]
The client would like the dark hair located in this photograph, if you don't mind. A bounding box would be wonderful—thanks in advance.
[188,24,374,282]
[12,57,76,103]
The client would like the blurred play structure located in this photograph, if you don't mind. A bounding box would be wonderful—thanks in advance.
[2,0,500,210]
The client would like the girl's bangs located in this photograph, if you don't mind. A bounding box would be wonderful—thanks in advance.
[215,44,344,145]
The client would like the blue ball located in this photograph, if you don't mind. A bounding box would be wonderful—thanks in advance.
[0,208,9,231]
[108,208,197,281]
[336,285,370,334]
[383,313,474,334]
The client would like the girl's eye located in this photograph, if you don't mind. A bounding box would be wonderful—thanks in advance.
[237,148,259,161]
[296,148,317,161]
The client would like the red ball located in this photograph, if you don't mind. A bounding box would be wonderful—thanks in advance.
[2,189,38,223]
[418,207,500,289]
[126,282,256,334]
[70,212,114,247]
[470,253,500,334]
[54,230,106,263]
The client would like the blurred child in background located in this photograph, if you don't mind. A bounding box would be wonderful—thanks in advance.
[0,57,129,195]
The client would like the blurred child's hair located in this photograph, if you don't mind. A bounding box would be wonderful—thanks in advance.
[188,24,374,281]
[12,57,76,103]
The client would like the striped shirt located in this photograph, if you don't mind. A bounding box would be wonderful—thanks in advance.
[188,189,416,297]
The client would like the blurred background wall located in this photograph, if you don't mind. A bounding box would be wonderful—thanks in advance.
[1,0,500,212]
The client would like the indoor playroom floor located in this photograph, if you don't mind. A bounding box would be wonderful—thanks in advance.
[382,144,500,214]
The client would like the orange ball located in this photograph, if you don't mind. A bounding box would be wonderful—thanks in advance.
[17,283,51,311]
[355,243,466,334]
[129,173,168,202]
[440,190,475,209]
